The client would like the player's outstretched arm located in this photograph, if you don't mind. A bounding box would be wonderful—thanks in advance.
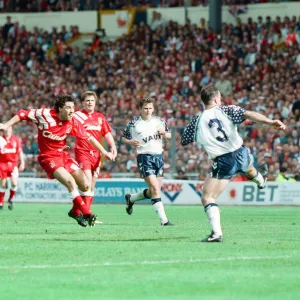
[19,149,25,172]
[0,115,21,130]
[105,132,117,159]
[88,136,115,161]
[244,111,286,131]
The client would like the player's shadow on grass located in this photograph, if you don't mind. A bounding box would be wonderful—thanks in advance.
[41,236,189,242]
[114,237,189,242]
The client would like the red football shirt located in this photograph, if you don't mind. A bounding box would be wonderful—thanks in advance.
[0,135,22,163]
[18,109,91,155]
[73,110,112,156]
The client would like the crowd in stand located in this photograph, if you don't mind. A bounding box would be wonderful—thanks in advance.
[0,0,297,12]
[0,12,300,180]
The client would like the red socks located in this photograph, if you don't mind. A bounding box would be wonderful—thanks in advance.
[82,196,93,210]
[0,192,5,206]
[8,190,16,201]
[72,195,91,215]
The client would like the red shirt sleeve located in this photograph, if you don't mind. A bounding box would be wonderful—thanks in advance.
[70,118,91,139]
[18,109,31,121]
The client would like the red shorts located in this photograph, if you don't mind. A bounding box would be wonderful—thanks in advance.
[0,161,18,179]
[38,152,80,179]
[75,151,101,177]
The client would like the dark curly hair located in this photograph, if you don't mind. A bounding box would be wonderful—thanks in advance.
[54,94,76,112]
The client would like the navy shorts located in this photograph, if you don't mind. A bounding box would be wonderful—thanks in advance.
[137,154,164,179]
[211,146,251,179]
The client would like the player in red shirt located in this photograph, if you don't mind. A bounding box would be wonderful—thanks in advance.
[0,94,115,227]
[73,91,117,212]
[0,126,25,210]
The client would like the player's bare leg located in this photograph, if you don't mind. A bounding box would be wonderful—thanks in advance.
[81,169,94,210]
[54,168,96,227]
[91,174,97,208]
[200,176,229,242]
[8,174,18,210]
[246,163,268,189]
[144,175,173,226]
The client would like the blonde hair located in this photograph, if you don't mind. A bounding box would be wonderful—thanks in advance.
[80,91,98,102]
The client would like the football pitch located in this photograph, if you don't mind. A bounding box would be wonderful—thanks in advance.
[1,204,300,300]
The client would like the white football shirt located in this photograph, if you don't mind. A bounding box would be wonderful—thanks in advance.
[182,105,246,159]
[123,116,169,155]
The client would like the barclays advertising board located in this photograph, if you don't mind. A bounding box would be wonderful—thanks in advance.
[94,180,150,204]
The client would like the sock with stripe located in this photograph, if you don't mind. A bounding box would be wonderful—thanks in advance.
[79,190,93,210]
[70,190,91,216]
[83,195,93,210]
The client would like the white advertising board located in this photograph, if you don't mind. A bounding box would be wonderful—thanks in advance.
[0,11,97,32]
[10,178,300,206]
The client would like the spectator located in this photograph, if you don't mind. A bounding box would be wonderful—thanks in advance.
[2,16,13,40]
[98,166,112,179]
[231,174,249,181]
[275,167,296,182]
[150,11,166,30]
[176,169,188,180]
[8,21,21,39]
[215,73,233,97]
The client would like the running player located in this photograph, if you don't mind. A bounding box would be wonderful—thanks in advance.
[122,97,174,226]
[73,91,117,212]
[0,126,25,210]
[0,94,115,227]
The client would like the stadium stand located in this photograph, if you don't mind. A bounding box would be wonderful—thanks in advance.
[0,0,298,12]
[0,8,299,180]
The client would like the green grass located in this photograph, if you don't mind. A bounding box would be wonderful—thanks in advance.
[1,204,300,300]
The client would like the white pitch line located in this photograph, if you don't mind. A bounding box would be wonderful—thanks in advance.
[0,255,298,270]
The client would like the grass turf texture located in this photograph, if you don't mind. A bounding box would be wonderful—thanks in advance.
[1,204,300,300]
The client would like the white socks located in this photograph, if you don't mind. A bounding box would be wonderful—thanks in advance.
[130,190,168,225]
[205,204,222,236]
[69,189,80,201]
[251,172,265,188]
[152,199,168,225]
[130,189,149,203]
[79,189,89,196]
